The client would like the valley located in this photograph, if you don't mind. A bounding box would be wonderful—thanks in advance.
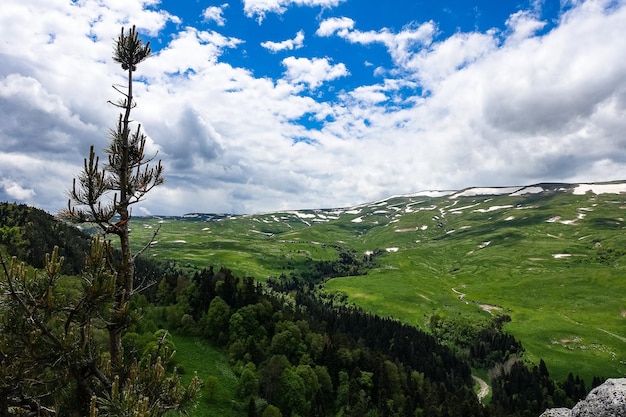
[130,182,626,384]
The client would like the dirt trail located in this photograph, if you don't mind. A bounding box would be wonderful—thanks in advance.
[472,375,490,403]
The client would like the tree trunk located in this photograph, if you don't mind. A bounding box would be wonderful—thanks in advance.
[109,65,134,371]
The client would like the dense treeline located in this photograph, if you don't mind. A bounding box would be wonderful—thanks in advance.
[429,313,523,368]
[490,360,589,416]
[151,264,593,417]
[155,266,488,417]
[267,246,382,293]
[0,202,91,274]
[0,202,176,291]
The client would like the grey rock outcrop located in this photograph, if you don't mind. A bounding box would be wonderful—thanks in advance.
[540,408,571,417]
[540,378,626,417]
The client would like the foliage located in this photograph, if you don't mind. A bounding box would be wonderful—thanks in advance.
[490,359,588,416]
[0,239,199,416]
[429,313,523,368]
[163,265,491,417]
[266,245,381,293]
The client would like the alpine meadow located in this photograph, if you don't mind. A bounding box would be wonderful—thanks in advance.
[129,182,626,386]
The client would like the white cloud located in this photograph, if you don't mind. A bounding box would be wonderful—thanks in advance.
[261,30,305,53]
[401,31,498,89]
[1,0,626,216]
[142,27,243,77]
[281,56,349,90]
[504,10,547,45]
[347,85,388,104]
[1,179,35,200]
[202,4,229,26]
[243,0,346,22]
[316,16,355,36]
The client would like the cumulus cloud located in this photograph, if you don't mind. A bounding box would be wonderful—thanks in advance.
[261,30,305,53]
[281,56,349,90]
[203,4,229,26]
[157,106,224,170]
[243,0,346,22]
[1,180,35,201]
[504,10,547,45]
[1,0,626,215]
[316,16,355,36]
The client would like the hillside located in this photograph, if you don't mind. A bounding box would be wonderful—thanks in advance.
[129,181,626,383]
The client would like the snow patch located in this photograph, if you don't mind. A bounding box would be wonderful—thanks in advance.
[448,203,481,212]
[473,205,513,213]
[451,187,522,198]
[293,211,316,219]
[573,183,626,195]
[510,186,544,196]
[409,190,455,198]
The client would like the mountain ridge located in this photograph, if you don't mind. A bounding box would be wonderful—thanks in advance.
[177,180,626,218]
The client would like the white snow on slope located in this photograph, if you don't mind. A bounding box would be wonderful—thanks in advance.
[473,205,514,213]
[450,187,522,198]
[511,186,544,196]
[292,211,316,219]
[573,183,626,195]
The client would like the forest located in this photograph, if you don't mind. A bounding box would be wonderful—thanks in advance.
[0,201,597,416]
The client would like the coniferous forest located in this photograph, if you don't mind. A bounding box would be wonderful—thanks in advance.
[0,202,597,417]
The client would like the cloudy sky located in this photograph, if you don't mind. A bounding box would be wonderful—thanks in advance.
[1,0,625,215]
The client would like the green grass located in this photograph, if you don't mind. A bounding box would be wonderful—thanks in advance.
[170,334,245,417]
[131,188,626,384]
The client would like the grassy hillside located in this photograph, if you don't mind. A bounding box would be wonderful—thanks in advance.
[129,183,626,383]
[169,334,245,417]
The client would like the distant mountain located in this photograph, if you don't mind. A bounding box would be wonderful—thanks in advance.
[178,180,626,219]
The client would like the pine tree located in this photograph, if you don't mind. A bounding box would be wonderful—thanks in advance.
[60,25,164,369]
[0,26,198,416]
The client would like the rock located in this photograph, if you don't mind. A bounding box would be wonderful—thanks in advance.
[540,378,626,417]
[571,378,626,417]
[540,408,571,417]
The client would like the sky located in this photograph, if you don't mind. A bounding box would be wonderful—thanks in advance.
[1,0,625,215]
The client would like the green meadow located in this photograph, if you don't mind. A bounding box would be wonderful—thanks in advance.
[168,334,245,417]
[131,185,626,383]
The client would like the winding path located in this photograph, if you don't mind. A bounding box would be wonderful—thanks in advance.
[472,375,490,403]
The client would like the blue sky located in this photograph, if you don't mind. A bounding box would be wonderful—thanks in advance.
[1,0,626,215]
[151,0,562,109]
